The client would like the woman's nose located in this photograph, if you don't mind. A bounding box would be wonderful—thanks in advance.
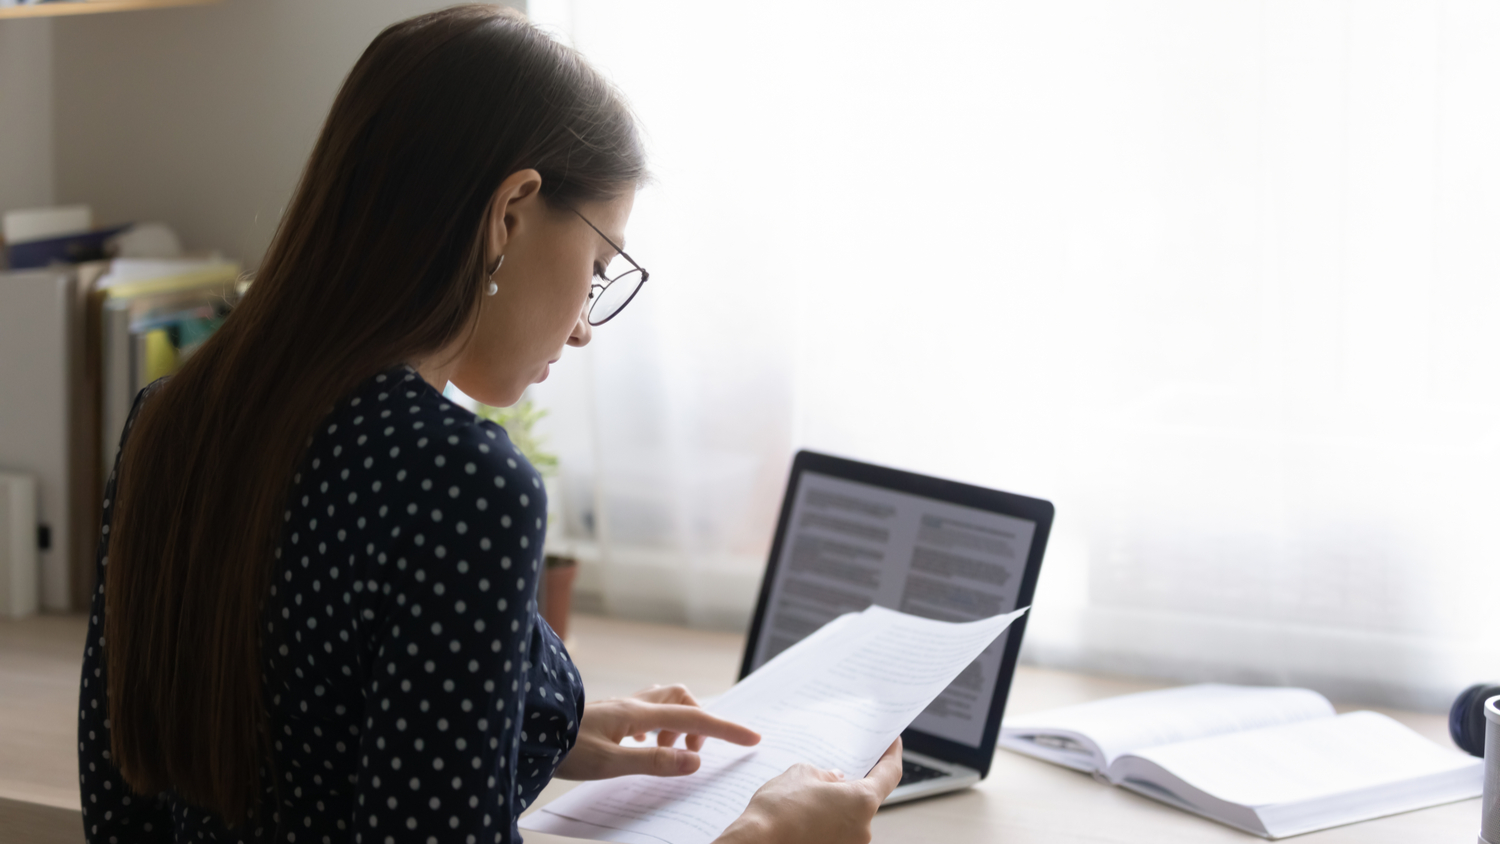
[569,312,592,347]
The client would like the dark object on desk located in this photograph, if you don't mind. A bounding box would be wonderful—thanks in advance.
[1450,682,1500,757]
[5,224,130,269]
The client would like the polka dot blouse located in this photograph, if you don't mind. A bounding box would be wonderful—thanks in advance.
[78,365,585,843]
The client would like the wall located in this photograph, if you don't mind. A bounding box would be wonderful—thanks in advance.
[52,0,524,269]
[0,18,53,221]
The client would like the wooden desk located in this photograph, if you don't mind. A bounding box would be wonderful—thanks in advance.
[0,614,92,844]
[1,613,1483,843]
[527,616,1484,843]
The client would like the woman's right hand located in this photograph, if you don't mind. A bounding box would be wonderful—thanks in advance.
[715,738,904,844]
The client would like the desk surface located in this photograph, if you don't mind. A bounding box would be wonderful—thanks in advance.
[0,612,1483,843]
[525,616,1483,844]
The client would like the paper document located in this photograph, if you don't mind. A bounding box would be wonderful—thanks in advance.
[521,604,1028,844]
[748,471,1040,747]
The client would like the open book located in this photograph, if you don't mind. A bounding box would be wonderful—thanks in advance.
[999,684,1483,838]
[522,605,1028,844]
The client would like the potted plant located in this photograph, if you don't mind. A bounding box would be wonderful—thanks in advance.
[472,397,578,640]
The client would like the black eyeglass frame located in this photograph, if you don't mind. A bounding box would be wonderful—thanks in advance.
[570,208,649,326]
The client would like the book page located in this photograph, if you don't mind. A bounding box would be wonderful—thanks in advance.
[1002,684,1335,770]
[1116,710,1483,810]
[522,605,1028,844]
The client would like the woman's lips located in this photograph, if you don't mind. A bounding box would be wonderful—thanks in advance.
[537,358,559,383]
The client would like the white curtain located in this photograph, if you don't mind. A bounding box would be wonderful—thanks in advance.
[520,0,1500,710]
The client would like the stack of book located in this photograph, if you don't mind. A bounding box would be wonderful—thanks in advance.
[0,255,241,611]
[1,205,125,270]
[85,258,243,477]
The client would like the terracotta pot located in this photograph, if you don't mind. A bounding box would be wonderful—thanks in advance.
[541,555,578,640]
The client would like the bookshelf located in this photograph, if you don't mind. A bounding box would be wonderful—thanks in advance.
[0,0,216,19]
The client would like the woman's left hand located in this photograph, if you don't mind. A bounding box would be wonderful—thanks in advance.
[555,684,760,780]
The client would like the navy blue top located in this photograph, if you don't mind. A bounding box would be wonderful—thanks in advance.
[78,365,584,843]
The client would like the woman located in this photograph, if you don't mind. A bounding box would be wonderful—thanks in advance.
[77,6,900,844]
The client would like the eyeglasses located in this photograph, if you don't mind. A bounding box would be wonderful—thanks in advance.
[570,208,649,326]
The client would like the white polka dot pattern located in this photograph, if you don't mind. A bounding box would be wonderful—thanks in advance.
[78,367,583,843]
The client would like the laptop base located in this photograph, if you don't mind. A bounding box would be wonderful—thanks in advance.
[884,749,981,806]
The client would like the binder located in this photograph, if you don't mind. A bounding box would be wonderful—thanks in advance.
[0,269,77,610]
[92,260,242,479]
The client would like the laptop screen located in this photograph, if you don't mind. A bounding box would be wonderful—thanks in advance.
[744,466,1041,750]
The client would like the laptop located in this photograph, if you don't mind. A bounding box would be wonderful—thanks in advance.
[739,450,1054,804]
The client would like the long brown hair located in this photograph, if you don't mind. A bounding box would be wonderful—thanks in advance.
[104,5,644,825]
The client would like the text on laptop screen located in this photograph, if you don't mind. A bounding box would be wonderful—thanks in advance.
[748,471,1037,748]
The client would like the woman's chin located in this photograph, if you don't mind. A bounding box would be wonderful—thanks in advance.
[455,378,526,409]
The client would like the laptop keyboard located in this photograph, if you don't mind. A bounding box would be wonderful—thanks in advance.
[897,759,952,787]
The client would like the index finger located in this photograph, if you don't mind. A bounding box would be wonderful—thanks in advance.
[628,703,761,748]
[861,737,904,800]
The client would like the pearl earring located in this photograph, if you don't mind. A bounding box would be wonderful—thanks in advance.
[486,254,504,296]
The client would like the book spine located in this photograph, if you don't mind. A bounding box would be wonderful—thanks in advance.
[0,473,39,618]
[101,301,133,478]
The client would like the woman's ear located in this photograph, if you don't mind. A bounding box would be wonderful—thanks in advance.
[486,168,545,264]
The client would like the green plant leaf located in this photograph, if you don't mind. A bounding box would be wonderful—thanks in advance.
[473,398,560,477]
